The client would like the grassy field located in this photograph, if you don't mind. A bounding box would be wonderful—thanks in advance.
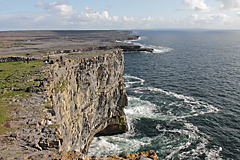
[0,60,46,91]
[0,60,48,134]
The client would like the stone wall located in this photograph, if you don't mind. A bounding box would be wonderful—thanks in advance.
[48,50,128,154]
[0,56,40,62]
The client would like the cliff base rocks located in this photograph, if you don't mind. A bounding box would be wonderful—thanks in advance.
[26,150,159,160]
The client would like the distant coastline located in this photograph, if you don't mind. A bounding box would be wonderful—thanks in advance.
[0,30,153,58]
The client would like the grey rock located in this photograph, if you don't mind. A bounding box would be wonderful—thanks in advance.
[48,50,128,154]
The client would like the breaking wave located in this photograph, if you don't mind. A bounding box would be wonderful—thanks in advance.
[133,42,173,54]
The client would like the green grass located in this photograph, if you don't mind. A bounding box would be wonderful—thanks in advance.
[0,59,48,135]
[0,60,47,91]
[43,104,51,108]
[2,90,29,98]
[48,124,60,128]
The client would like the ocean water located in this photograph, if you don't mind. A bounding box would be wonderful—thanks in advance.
[89,30,240,159]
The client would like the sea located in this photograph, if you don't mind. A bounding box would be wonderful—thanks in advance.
[88,30,240,159]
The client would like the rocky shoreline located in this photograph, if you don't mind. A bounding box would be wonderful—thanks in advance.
[0,30,157,159]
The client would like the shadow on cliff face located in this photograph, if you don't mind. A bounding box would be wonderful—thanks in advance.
[95,114,128,136]
[96,89,128,136]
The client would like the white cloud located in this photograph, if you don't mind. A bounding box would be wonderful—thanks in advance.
[62,6,163,29]
[0,2,164,30]
[123,16,135,22]
[183,0,211,12]
[237,12,240,17]
[78,7,110,21]
[1,1,240,30]
[187,13,232,27]
[217,0,240,10]
[37,1,76,17]
[112,16,119,21]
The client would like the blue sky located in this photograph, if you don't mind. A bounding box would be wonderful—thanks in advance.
[0,0,240,30]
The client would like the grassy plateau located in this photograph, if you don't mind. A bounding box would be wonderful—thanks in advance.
[0,60,48,134]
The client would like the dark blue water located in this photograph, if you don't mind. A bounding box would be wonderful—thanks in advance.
[89,30,240,159]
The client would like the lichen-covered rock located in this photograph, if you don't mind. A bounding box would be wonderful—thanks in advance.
[48,50,128,154]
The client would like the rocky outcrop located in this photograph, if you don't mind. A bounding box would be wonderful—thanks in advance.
[98,45,153,53]
[48,49,128,154]
[27,150,159,160]
[119,45,154,52]
[47,44,153,55]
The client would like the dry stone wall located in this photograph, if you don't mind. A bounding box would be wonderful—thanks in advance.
[0,56,40,62]
[48,50,128,154]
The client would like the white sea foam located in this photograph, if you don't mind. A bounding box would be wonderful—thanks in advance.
[124,75,219,120]
[89,74,221,158]
[154,122,202,159]
[124,75,220,158]
[124,75,145,88]
[155,121,223,160]
[133,42,173,54]
[89,93,221,158]
[125,96,157,119]
[132,86,219,118]
[88,133,151,156]
[176,127,222,160]
[88,137,120,155]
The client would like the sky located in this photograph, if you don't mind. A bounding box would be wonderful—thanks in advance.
[0,0,240,30]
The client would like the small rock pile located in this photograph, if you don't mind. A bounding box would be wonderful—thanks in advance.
[25,150,159,160]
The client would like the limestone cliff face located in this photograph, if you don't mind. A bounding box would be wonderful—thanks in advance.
[48,50,128,154]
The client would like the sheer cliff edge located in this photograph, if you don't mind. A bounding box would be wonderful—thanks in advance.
[48,50,128,154]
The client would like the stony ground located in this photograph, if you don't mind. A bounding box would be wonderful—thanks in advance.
[0,63,60,159]
[0,97,57,159]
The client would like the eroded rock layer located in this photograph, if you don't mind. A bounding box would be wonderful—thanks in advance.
[48,49,128,154]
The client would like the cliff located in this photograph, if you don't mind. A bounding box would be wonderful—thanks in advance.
[0,30,159,159]
[48,49,128,154]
